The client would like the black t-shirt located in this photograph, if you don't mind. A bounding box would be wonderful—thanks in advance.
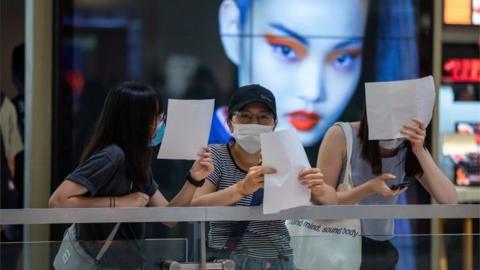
[65,144,158,268]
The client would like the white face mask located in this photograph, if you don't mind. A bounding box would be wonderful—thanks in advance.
[232,124,273,154]
[378,138,405,150]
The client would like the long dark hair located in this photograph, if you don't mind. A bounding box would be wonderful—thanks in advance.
[358,108,423,177]
[81,81,163,185]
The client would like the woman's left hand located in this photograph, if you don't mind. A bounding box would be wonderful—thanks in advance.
[400,118,426,154]
[298,168,326,198]
[190,147,214,181]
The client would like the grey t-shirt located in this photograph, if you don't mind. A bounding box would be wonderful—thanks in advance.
[65,144,158,268]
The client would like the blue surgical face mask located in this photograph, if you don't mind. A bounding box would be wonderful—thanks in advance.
[150,121,165,146]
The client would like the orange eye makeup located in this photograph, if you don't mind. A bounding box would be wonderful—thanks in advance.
[326,48,361,64]
[264,34,307,61]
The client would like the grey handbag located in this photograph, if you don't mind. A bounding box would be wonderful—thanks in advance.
[53,182,132,269]
[53,223,120,270]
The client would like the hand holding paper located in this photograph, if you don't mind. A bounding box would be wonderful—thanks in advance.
[240,166,277,195]
[400,117,428,152]
[365,75,436,140]
[298,167,328,203]
[260,129,311,214]
[157,99,214,160]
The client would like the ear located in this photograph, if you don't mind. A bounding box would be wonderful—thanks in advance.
[227,119,233,134]
[218,0,241,65]
[227,118,234,133]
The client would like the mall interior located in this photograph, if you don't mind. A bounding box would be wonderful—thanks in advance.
[0,0,479,269]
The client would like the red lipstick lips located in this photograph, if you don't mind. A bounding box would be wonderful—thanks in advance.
[288,111,321,131]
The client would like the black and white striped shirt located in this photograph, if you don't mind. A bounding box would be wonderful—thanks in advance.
[207,144,292,259]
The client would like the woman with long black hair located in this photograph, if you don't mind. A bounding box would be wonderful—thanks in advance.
[49,81,213,269]
[316,102,457,269]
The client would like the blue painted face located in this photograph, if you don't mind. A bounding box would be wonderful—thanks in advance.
[150,121,166,146]
[221,0,368,146]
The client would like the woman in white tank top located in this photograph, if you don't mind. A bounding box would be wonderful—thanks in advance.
[315,107,457,269]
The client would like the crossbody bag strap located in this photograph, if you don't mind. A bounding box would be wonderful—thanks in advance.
[335,122,353,188]
[95,223,120,261]
[95,181,133,261]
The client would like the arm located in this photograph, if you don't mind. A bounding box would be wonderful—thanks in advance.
[6,157,15,178]
[401,118,457,204]
[138,148,214,228]
[298,168,337,205]
[317,125,403,205]
[162,181,199,207]
[335,174,403,204]
[147,189,178,228]
[414,148,457,204]
[316,125,364,204]
[192,166,275,206]
[191,180,246,206]
[148,147,214,208]
[162,147,214,207]
[316,125,345,190]
[49,180,149,208]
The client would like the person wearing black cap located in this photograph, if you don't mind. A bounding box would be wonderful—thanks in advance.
[192,84,336,270]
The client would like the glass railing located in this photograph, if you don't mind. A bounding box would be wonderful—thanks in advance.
[1,205,479,270]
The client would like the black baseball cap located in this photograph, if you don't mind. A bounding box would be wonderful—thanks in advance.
[228,84,277,118]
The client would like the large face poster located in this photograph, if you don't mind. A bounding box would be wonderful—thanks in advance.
[214,0,367,146]
[212,0,419,146]
[57,0,420,176]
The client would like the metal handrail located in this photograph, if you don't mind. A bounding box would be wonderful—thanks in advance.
[1,204,479,225]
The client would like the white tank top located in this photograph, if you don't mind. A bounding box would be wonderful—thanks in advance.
[338,123,407,240]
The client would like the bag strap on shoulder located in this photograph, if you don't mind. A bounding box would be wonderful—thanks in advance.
[335,122,353,188]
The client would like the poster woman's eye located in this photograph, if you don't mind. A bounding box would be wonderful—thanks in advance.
[273,45,297,60]
[264,34,306,62]
[327,49,361,71]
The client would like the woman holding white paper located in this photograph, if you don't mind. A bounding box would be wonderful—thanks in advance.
[316,89,457,269]
[192,84,336,270]
[49,82,213,269]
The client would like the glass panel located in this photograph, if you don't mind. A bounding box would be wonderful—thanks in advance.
[2,229,477,269]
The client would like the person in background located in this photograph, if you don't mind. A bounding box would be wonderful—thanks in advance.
[10,43,26,209]
[11,43,25,139]
[49,82,213,269]
[0,91,23,195]
[192,84,337,270]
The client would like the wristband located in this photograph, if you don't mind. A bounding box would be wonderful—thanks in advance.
[186,171,205,187]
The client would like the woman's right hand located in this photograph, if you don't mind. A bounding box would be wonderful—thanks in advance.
[237,166,277,196]
[117,192,150,207]
[367,173,406,198]
[190,147,214,181]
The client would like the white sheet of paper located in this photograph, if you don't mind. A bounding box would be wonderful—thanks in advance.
[261,129,311,214]
[157,99,214,160]
[365,75,436,140]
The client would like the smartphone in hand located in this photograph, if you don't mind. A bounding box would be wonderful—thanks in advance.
[389,181,411,190]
